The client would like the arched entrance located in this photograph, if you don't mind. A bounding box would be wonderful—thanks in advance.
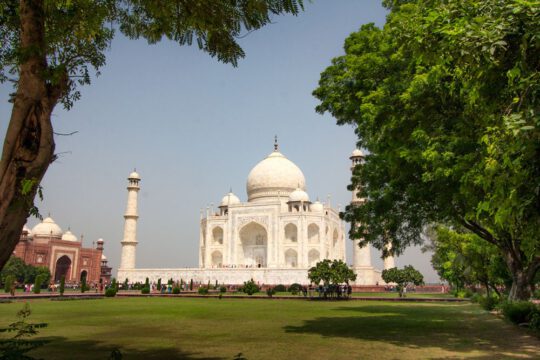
[239,222,267,267]
[80,270,88,282]
[54,255,72,282]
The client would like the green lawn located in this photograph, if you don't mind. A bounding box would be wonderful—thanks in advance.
[0,297,538,359]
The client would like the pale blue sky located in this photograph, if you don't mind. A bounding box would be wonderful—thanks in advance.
[1,1,439,282]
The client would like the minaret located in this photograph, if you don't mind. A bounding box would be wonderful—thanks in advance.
[349,149,372,270]
[119,170,140,270]
[384,242,396,270]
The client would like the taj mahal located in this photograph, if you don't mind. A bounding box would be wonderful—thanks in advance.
[117,141,394,285]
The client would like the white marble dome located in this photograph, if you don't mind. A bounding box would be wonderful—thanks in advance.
[101,254,107,261]
[289,188,310,202]
[61,230,78,242]
[311,200,324,212]
[32,217,62,238]
[128,171,140,180]
[246,150,306,202]
[351,149,364,158]
[220,192,240,206]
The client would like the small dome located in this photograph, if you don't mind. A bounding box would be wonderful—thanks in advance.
[351,149,365,158]
[289,188,310,202]
[61,230,78,242]
[311,200,324,212]
[32,217,63,238]
[22,225,33,238]
[128,171,140,180]
[97,238,104,244]
[246,150,306,202]
[101,254,108,261]
[220,192,240,207]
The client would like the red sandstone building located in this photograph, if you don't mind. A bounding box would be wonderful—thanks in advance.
[14,217,112,285]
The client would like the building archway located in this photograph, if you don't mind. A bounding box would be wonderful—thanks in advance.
[284,223,297,242]
[239,222,267,267]
[308,224,319,244]
[54,255,71,282]
[211,251,223,268]
[285,249,298,268]
[212,227,223,245]
[308,249,320,267]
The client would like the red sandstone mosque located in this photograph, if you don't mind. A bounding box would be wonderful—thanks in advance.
[14,217,112,285]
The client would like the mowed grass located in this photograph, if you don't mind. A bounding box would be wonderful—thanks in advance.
[0,297,538,359]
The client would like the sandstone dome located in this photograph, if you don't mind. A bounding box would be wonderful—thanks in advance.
[61,230,78,242]
[32,217,62,238]
[246,150,306,202]
[289,188,310,202]
[220,192,241,207]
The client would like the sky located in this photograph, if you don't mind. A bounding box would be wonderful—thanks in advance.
[0,1,440,283]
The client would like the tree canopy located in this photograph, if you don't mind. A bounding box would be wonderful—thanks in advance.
[0,0,304,271]
[308,259,357,286]
[381,265,424,297]
[313,0,539,300]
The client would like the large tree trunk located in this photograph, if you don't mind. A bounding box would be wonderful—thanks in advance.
[0,0,65,271]
[505,253,538,301]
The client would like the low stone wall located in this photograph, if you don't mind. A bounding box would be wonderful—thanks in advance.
[117,268,312,285]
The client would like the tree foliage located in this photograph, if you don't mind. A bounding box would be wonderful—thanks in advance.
[382,265,424,297]
[0,256,50,286]
[313,0,540,300]
[308,259,357,286]
[0,0,304,272]
[425,226,511,296]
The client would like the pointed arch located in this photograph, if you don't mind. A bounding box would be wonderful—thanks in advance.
[285,249,298,268]
[308,223,320,244]
[212,226,224,245]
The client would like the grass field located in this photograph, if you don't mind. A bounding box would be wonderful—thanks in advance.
[0,297,538,359]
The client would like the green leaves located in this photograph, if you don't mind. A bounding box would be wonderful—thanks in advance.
[308,259,356,286]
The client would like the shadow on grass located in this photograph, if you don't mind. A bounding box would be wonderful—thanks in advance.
[284,304,540,359]
[31,337,227,360]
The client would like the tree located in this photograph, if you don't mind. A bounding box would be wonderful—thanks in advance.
[382,265,424,297]
[0,257,27,284]
[425,226,511,296]
[308,259,357,286]
[0,0,304,271]
[313,0,540,300]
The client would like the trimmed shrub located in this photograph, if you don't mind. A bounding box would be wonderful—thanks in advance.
[266,287,276,297]
[172,287,180,294]
[501,301,539,325]
[105,288,117,297]
[141,287,150,294]
[288,283,302,295]
[274,284,286,292]
[198,287,209,295]
[242,279,259,296]
[33,274,44,294]
[4,275,15,293]
[219,286,227,293]
[479,295,499,311]
[59,276,65,296]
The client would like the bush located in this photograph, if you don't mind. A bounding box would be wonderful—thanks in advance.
[533,288,540,300]
[479,295,499,311]
[4,275,14,293]
[105,288,117,297]
[501,301,540,325]
[242,279,260,295]
[59,276,65,296]
[219,286,227,293]
[288,283,302,295]
[274,284,286,292]
[141,287,150,294]
[470,293,481,303]
[198,287,209,295]
[266,288,276,297]
[33,274,44,294]
[172,287,180,294]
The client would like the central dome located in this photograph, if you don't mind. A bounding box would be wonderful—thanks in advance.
[246,150,306,202]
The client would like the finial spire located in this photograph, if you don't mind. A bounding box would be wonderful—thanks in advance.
[274,135,278,151]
